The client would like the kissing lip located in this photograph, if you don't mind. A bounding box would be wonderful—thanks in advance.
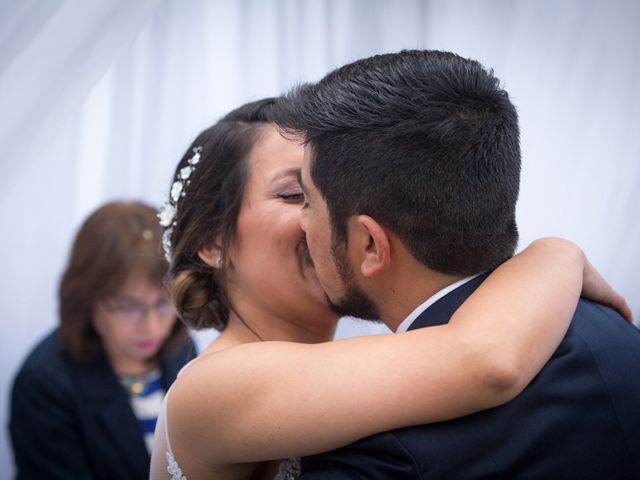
[297,237,317,281]
[300,236,315,268]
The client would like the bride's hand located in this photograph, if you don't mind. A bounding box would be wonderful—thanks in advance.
[580,252,632,323]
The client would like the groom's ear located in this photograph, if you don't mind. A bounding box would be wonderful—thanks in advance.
[351,215,391,279]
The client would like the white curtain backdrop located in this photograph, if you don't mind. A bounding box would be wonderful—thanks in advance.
[1,0,638,476]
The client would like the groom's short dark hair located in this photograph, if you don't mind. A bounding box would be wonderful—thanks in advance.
[279,49,521,275]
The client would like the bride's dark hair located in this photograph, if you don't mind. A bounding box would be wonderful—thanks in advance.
[166,98,283,330]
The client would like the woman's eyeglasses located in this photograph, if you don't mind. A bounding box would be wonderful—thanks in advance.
[100,297,175,325]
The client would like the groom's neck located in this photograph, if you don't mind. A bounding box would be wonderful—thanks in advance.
[375,262,466,332]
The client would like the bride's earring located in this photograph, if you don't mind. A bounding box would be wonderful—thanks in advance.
[217,257,225,268]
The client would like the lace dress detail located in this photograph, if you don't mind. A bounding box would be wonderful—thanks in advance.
[164,453,299,480]
[166,452,187,480]
[275,457,301,480]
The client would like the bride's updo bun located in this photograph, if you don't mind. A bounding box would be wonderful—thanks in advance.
[170,268,227,330]
[163,98,282,331]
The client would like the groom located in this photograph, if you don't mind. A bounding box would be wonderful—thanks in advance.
[278,50,640,478]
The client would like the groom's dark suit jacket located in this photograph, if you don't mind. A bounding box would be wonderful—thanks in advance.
[300,275,640,479]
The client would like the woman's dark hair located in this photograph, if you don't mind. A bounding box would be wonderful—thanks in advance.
[165,97,282,331]
[59,201,188,362]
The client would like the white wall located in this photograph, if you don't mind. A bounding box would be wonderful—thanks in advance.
[1,0,639,476]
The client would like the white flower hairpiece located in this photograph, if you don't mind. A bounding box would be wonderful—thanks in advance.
[159,146,203,261]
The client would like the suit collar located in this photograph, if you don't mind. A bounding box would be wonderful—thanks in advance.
[73,346,187,398]
[160,343,192,390]
[73,354,121,399]
[396,273,485,332]
[73,354,150,477]
[407,272,490,330]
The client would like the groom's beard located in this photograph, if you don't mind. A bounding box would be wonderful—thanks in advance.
[328,242,381,322]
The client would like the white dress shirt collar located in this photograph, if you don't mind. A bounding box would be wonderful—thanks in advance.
[395,273,484,333]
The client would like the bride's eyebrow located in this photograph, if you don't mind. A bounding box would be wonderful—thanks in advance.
[268,168,302,191]
[269,167,299,182]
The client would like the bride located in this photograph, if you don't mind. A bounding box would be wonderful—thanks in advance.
[150,98,629,480]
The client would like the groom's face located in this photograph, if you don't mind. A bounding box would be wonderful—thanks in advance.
[298,149,380,320]
[298,150,346,308]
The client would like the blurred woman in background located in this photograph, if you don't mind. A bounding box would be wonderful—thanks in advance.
[10,201,194,480]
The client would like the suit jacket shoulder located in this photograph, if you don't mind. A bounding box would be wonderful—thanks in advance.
[301,278,640,479]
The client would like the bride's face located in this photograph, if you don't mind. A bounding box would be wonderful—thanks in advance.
[225,125,338,332]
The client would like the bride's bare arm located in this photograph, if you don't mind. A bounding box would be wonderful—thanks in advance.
[168,238,624,467]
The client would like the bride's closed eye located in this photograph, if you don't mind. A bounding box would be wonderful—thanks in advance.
[278,192,305,203]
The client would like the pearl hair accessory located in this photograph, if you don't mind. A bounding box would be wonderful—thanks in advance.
[158,146,202,261]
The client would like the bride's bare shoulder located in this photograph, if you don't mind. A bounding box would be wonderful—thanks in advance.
[165,346,254,466]
[169,340,294,410]
[171,345,249,402]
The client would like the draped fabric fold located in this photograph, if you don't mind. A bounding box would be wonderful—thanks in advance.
[0,0,161,181]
